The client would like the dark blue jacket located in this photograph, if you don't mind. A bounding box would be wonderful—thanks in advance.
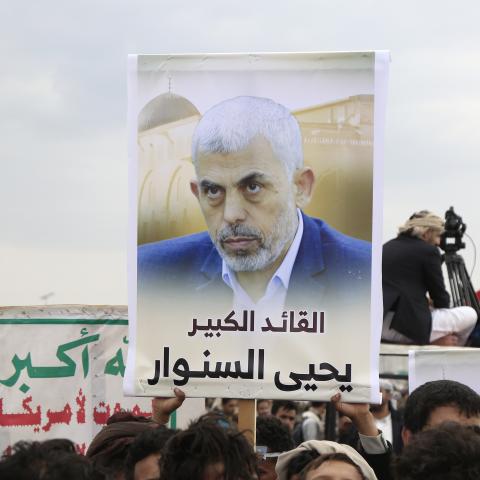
[138,212,371,310]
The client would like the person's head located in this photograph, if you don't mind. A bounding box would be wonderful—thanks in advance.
[309,402,326,416]
[0,441,97,480]
[86,412,157,479]
[402,380,480,444]
[256,416,295,480]
[394,422,480,480]
[271,401,298,432]
[275,441,376,480]
[0,441,47,480]
[159,421,257,480]
[195,411,237,431]
[257,400,272,417]
[40,438,77,454]
[300,453,366,480]
[190,96,315,273]
[285,450,320,480]
[222,398,239,417]
[398,210,444,246]
[124,426,176,480]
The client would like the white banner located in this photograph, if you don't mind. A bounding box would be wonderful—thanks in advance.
[0,306,151,454]
[408,348,480,393]
[126,52,389,402]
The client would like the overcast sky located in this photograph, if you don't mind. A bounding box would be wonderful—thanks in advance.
[1,0,480,306]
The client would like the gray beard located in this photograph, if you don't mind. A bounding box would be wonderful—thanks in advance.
[214,205,298,272]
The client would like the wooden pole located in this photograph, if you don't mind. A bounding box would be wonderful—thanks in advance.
[238,399,257,446]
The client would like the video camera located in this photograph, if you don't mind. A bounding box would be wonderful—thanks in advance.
[440,206,466,253]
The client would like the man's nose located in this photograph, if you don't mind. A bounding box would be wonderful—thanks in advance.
[223,191,247,224]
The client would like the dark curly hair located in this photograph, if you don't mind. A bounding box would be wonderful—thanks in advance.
[404,380,480,433]
[256,415,294,454]
[271,400,297,416]
[159,421,257,480]
[124,426,176,480]
[0,441,98,480]
[394,422,480,479]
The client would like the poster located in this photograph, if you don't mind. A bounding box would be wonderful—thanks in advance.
[125,52,388,402]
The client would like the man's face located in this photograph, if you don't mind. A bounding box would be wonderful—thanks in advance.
[191,136,299,272]
[134,452,161,480]
[257,400,272,417]
[223,399,238,417]
[403,404,480,445]
[257,458,277,480]
[422,228,442,246]
[275,407,296,432]
[203,462,225,480]
[424,405,480,429]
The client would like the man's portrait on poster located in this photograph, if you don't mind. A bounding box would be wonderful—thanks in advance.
[138,96,371,313]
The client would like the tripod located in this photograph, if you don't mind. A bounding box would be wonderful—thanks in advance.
[444,252,480,346]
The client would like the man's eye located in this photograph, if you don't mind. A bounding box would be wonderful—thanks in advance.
[206,186,223,199]
[246,183,261,194]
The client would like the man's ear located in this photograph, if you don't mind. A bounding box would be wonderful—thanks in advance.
[401,426,412,445]
[190,180,200,199]
[293,167,315,208]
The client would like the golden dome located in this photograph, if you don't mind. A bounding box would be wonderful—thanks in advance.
[138,93,200,132]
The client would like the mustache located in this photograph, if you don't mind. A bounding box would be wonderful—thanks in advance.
[217,224,262,242]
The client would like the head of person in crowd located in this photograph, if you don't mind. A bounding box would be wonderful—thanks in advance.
[41,438,77,454]
[196,411,238,431]
[256,416,295,480]
[271,400,298,433]
[309,402,326,416]
[394,422,480,480]
[300,452,368,480]
[0,440,99,480]
[190,96,314,277]
[124,426,176,480]
[275,440,376,480]
[402,379,480,444]
[398,210,444,246]
[285,450,319,480]
[159,420,258,480]
[257,399,272,417]
[222,398,239,419]
[86,411,158,480]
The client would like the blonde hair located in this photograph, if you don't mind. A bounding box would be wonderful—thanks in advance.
[398,210,444,239]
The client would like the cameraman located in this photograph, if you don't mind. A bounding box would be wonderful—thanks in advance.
[382,210,477,346]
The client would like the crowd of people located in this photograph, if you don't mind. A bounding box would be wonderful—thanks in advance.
[2,209,480,478]
[2,379,480,480]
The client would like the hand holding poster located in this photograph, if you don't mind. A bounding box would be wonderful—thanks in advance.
[125,52,389,402]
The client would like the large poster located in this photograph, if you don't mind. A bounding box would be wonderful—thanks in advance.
[125,52,388,402]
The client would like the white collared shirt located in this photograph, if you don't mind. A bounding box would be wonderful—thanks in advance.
[373,413,393,445]
[221,209,303,318]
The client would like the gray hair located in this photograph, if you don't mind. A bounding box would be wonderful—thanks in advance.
[398,210,445,238]
[191,96,303,179]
